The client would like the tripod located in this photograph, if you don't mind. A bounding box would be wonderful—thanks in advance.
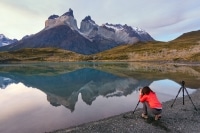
[132,100,140,114]
[123,100,140,118]
[171,81,197,111]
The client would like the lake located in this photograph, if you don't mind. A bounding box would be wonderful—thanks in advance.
[0,62,199,133]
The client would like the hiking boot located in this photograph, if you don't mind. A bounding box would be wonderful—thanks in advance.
[155,114,161,120]
[141,113,148,119]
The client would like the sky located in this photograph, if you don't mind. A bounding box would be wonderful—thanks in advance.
[0,0,200,42]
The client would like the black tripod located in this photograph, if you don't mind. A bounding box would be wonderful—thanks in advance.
[171,81,197,111]
[123,100,140,118]
[132,100,140,114]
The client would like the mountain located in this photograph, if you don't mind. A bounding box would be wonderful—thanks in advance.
[0,34,18,47]
[80,16,153,43]
[172,30,200,43]
[0,66,153,112]
[0,8,154,55]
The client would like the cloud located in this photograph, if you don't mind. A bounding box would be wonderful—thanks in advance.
[128,1,200,41]
[0,2,45,39]
[0,0,200,41]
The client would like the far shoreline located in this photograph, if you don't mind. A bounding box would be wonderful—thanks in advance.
[0,60,200,66]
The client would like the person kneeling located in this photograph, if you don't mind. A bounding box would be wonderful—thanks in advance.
[139,86,162,120]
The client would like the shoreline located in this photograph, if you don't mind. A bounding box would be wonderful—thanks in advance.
[49,89,200,133]
[1,60,200,66]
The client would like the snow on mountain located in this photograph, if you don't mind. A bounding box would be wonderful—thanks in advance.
[0,8,154,55]
[45,9,154,44]
[102,23,139,44]
[104,23,124,31]
[0,34,18,47]
[79,14,154,44]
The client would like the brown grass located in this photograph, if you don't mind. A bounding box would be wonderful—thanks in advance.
[0,30,199,63]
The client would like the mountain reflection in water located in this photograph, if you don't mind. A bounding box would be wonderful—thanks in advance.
[0,67,150,112]
[0,62,199,133]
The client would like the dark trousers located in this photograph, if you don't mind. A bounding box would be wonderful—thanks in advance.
[143,102,162,115]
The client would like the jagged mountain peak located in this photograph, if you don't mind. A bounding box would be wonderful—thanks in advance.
[62,8,74,17]
[45,8,78,31]
[48,14,59,20]
[47,8,74,20]
[81,16,97,27]
[82,16,92,21]
[80,16,98,34]
[82,16,95,23]
[103,23,145,33]
[123,24,146,34]
[0,34,5,38]
[0,8,154,54]
[0,34,18,47]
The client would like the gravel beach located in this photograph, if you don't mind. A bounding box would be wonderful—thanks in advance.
[50,89,200,133]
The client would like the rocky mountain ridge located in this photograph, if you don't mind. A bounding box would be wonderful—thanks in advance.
[0,34,18,47]
[45,8,153,44]
[0,8,154,55]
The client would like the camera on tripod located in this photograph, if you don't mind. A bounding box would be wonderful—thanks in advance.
[171,80,197,111]
[181,81,185,87]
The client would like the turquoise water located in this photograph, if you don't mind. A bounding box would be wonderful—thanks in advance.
[0,62,198,133]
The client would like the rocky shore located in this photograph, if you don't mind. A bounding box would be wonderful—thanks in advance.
[50,89,200,133]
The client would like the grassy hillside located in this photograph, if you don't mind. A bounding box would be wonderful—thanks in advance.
[172,30,200,43]
[88,41,200,62]
[86,30,200,62]
[0,48,85,63]
[0,30,199,63]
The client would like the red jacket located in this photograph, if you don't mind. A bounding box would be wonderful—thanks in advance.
[139,91,162,109]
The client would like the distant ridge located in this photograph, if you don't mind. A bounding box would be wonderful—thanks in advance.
[0,8,154,55]
[0,34,18,47]
[0,29,199,62]
[172,30,200,42]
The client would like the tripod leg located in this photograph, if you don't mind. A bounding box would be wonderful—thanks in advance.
[123,100,140,118]
[171,87,182,108]
[132,100,140,114]
[182,86,184,105]
[184,87,198,111]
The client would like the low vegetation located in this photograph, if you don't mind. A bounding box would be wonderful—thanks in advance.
[91,41,200,62]
[0,48,84,63]
[0,30,199,63]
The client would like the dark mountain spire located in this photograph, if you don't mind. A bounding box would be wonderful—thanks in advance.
[82,16,92,21]
[48,14,59,19]
[62,8,74,17]
[82,16,96,24]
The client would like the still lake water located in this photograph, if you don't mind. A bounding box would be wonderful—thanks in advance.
[0,62,199,133]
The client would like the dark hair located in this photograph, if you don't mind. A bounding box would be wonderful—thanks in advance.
[142,86,154,95]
